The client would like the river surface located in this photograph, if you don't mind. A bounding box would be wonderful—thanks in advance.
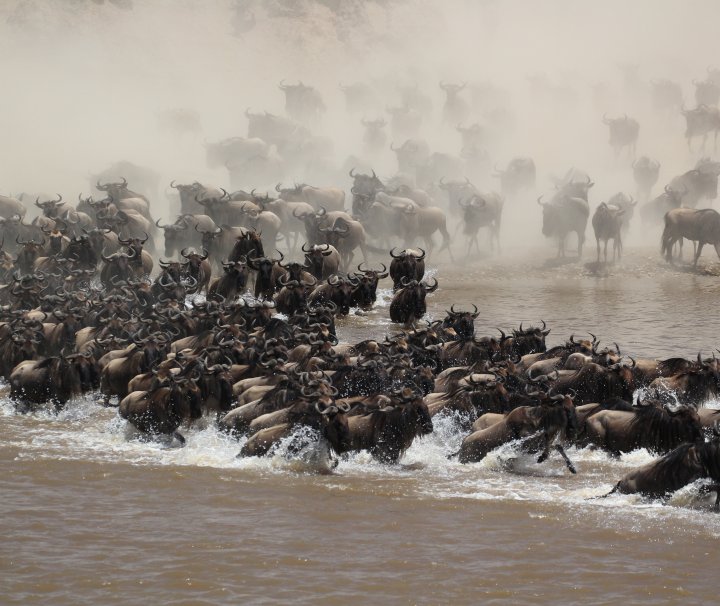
[3,246,720,605]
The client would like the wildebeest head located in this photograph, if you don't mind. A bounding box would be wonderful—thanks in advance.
[34,194,65,219]
[302,243,333,279]
[442,304,479,340]
[389,247,425,290]
[95,176,134,201]
[230,230,264,262]
[390,138,429,172]
[351,262,388,310]
[349,167,384,214]
[295,398,348,455]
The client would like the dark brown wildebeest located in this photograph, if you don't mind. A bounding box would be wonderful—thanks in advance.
[207,259,249,301]
[549,359,636,405]
[498,322,550,358]
[602,439,720,508]
[350,263,388,310]
[119,378,202,445]
[307,275,356,316]
[180,247,211,294]
[591,202,625,262]
[454,394,578,472]
[343,386,433,463]
[389,247,425,291]
[302,243,340,280]
[239,399,351,460]
[10,353,94,411]
[649,355,720,406]
[582,402,702,455]
[440,304,479,340]
[389,277,438,325]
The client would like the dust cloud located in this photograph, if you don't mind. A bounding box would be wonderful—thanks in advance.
[1,0,718,247]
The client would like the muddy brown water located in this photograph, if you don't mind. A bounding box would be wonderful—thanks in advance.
[2,246,720,605]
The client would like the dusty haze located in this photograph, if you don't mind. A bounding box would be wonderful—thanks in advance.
[1,0,718,245]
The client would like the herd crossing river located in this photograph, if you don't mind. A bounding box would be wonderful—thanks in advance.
[3,249,720,604]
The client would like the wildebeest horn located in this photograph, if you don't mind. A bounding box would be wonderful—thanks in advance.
[389,247,401,258]
[349,167,356,178]
[537,195,545,206]
[416,248,426,260]
[424,278,438,292]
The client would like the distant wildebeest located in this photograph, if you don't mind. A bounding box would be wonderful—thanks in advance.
[632,157,660,201]
[439,81,469,125]
[538,194,590,258]
[492,157,536,197]
[661,207,720,266]
[602,114,639,157]
[592,202,625,262]
[639,185,685,225]
[681,104,720,151]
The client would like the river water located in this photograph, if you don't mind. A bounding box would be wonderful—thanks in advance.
[2,246,720,605]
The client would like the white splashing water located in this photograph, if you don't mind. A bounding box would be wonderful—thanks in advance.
[3,387,720,533]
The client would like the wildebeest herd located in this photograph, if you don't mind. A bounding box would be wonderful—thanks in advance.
[3,69,720,513]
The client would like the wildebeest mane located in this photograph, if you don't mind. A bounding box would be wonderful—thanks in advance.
[628,404,701,452]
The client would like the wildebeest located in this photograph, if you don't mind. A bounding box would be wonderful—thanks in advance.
[278,80,325,125]
[390,138,430,174]
[339,82,380,114]
[343,386,433,463]
[460,192,503,255]
[239,400,351,460]
[389,277,438,325]
[668,164,720,210]
[389,248,425,291]
[591,202,624,262]
[386,104,422,139]
[694,78,720,107]
[632,157,661,201]
[204,137,270,170]
[661,208,720,266]
[650,79,683,113]
[603,439,720,507]
[549,359,636,405]
[157,108,201,137]
[454,394,578,472]
[302,243,340,280]
[583,402,701,455]
[681,104,720,151]
[606,192,637,232]
[10,353,93,411]
[602,114,639,157]
[538,194,590,258]
[119,378,202,445]
[492,157,536,197]
[439,81,469,125]
[639,185,685,225]
[361,118,387,153]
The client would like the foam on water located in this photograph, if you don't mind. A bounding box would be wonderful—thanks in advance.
[3,386,720,535]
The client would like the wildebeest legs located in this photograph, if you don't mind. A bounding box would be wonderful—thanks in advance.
[555,444,577,474]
